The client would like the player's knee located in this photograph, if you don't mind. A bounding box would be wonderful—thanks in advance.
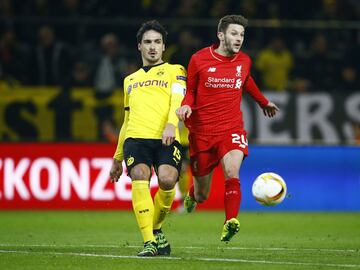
[158,179,176,190]
[130,165,150,180]
[158,171,177,190]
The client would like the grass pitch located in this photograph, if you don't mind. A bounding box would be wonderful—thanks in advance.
[0,211,359,270]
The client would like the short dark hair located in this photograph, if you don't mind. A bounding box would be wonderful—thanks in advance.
[136,20,168,44]
[218,15,248,33]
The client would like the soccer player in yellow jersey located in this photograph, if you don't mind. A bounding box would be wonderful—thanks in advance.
[109,20,186,257]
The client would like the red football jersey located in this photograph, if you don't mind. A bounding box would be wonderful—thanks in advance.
[182,44,269,135]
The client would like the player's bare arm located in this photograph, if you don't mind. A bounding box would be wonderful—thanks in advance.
[109,159,123,183]
[176,105,192,121]
[162,123,176,146]
[262,101,279,118]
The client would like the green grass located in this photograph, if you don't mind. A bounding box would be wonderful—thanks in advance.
[0,211,359,270]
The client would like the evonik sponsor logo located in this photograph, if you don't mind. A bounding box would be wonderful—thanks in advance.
[130,80,168,89]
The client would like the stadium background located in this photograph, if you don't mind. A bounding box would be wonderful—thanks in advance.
[0,0,359,211]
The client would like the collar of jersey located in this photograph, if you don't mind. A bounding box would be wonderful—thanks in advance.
[142,62,166,72]
[210,44,239,62]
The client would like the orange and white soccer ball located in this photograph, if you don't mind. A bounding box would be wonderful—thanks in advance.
[252,172,287,206]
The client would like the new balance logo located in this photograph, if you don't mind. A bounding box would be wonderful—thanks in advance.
[208,67,216,72]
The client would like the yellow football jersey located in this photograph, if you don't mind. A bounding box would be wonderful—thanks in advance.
[113,62,186,161]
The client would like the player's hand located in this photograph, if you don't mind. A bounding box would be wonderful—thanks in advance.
[109,159,123,183]
[162,123,176,146]
[176,105,192,121]
[263,101,279,118]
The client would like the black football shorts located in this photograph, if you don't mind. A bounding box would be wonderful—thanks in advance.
[123,138,183,176]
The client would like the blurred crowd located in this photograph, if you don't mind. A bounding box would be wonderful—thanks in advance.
[0,0,359,92]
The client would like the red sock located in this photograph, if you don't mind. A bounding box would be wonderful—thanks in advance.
[224,178,241,221]
[188,185,195,200]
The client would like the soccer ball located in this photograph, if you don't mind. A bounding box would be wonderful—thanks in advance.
[252,172,287,206]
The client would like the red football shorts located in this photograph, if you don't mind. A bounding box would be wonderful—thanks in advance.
[188,129,249,177]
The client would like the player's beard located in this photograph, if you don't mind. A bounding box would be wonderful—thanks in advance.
[144,52,162,65]
[224,37,241,56]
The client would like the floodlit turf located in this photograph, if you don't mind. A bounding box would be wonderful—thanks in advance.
[0,211,359,270]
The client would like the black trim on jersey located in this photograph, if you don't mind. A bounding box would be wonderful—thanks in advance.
[124,107,130,111]
[142,62,166,72]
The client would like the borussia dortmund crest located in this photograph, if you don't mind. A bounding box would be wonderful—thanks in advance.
[157,69,165,76]
[126,156,135,166]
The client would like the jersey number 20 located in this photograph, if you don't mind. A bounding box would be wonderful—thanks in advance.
[231,133,248,149]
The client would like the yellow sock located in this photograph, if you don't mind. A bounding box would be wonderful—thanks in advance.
[132,180,155,243]
[153,187,176,230]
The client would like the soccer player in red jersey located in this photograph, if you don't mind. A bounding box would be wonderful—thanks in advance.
[176,15,279,242]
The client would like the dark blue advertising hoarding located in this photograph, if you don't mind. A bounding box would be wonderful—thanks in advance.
[241,146,360,211]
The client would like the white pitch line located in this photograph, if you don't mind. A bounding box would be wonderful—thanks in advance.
[0,244,119,248]
[0,250,180,260]
[0,243,358,254]
[142,245,360,253]
[0,249,359,269]
[217,246,360,253]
